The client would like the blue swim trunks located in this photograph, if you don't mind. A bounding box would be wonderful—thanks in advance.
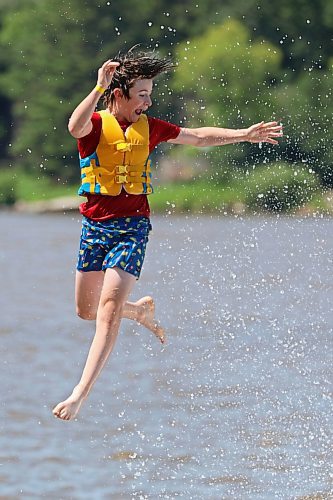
[77,216,152,279]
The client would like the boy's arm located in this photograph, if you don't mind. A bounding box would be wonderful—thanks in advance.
[68,60,119,139]
[168,121,283,147]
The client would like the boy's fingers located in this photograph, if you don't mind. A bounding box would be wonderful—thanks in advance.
[263,121,280,127]
[106,61,120,68]
[101,60,120,70]
[264,129,283,135]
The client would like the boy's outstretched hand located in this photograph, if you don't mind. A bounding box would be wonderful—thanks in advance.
[245,121,283,145]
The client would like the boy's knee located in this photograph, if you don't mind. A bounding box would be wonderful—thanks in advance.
[76,306,97,321]
[99,297,124,321]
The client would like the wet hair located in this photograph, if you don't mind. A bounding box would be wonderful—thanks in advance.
[103,47,174,108]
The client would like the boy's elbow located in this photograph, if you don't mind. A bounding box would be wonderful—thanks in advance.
[68,122,85,139]
[68,119,92,139]
[68,120,79,137]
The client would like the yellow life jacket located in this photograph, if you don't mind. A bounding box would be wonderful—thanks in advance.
[79,110,153,196]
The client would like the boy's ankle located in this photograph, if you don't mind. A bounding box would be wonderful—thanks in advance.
[73,384,89,399]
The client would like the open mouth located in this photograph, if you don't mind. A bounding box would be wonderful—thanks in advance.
[135,109,143,116]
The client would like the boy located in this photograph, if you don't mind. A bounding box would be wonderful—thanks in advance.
[53,49,282,420]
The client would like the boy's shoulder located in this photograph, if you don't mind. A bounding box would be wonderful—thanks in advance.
[147,115,181,147]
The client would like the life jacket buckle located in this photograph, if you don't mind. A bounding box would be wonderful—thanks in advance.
[116,142,132,152]
[115,174,128,184]
[116,165,128,174]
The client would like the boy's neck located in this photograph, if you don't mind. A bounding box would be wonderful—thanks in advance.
[105,108,131,125]
[107,107,131,126]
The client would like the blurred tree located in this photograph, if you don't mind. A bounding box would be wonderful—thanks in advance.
[0,0,97,181]
[244,162,320,212]
[218,0,333,75]
[172,19,283,182]
[173,19,282,125]
[274,62,333,187]
[0,0,15,165]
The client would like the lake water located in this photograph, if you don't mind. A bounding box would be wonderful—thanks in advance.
[0,211,332,499]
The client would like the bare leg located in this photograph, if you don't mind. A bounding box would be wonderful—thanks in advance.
[75,270,165,342]
[53,267,136,421]
[123,297,165,344]
[75,270,104,320]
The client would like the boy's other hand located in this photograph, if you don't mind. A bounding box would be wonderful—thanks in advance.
[245,121,283,145]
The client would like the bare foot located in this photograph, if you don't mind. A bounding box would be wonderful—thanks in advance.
[52,386,86,421]
[135,296,166,344]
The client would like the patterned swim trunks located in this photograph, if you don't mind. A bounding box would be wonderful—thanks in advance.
[77,216,152,279]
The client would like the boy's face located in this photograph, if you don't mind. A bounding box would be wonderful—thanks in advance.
[114,78,153,123]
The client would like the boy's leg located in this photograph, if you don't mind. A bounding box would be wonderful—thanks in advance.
[53,267,136,420]
[75,270,104,320]
[123,298,165,343]
[75,270,165,342]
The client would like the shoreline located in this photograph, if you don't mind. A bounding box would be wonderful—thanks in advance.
[3,194,332,218]
[13,196,81,214]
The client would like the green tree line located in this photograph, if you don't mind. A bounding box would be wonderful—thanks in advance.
[0,0,332,211]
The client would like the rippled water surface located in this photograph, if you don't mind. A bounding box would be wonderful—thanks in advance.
[0,212,332,499]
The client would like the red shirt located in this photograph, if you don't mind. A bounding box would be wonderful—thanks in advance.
[77,112,181,220]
